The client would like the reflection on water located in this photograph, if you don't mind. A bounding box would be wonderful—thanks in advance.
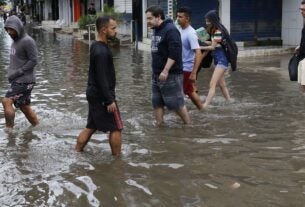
[1,20,305,206]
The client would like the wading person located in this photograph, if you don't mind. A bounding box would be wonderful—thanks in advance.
[176,7,203,110]
[75,16,122,156]
[145,6,190,125]
[200,10,232,109]
[296,0,305,92]
[2,15,39,129]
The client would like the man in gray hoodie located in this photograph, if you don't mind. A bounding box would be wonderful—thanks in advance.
[2,15,39,129]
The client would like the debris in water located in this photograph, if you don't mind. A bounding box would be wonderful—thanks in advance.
[230,182,241,189]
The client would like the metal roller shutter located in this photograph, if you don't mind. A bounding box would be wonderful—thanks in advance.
[147,0,168,15]
[176,0,219,30]
[231,0,282,41]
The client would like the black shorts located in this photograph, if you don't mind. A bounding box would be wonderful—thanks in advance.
[86,101,123,132]
[5,82,35,108]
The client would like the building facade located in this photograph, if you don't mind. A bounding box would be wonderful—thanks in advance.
[132,0,303,47]
[11,0,303,46]
[282,0,303,46]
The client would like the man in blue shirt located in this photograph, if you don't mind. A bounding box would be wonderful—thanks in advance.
[177,7,203,110]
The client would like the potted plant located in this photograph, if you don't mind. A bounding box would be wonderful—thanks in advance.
[78,14,96,40]
[78,5,122,43]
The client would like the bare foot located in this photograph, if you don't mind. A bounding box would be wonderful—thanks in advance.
[201,104,208,111]
[153,120,164,127]
[226,98,235,103]
[4,127,13,134]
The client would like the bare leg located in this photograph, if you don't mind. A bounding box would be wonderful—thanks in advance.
[75,128,96,152]
[218,74,231,101]
[203,67,225,109]
[188,91,203,110]
[154,107,164,126]
[20,105,39,126]
[175,105,190,124]
[2,98,15,128]
[109,130,122,156]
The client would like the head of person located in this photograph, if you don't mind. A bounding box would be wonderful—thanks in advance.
[9,10,16,16]
[176,7,191,28]
[4,15,24,41]
[96,16,117,40]
[145,6,165,29]
[204,10,220,31]
[90,3,95,8]
[300,0,305,18]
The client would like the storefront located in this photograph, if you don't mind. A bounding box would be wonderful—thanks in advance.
[230,0,282,41]
[176,0,219,29]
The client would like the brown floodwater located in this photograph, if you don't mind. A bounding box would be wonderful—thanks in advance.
[0,20,305,207]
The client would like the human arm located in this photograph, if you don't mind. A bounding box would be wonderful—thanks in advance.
[295,46,300,54]
[200,38,218,51]
[203,40,212,46]
[188,32,204,81]
[94,51,116,109]
[159,58,175,81]
[201,29,221,51]
[159,28,181,81]
[190,49,203,81]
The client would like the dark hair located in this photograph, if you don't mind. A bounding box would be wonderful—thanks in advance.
[177,7,192,20]
[302,0,305,4]
[205,10,229,36]
[205,10,220,30]
[96,16,115,33]
[145,6,165,20]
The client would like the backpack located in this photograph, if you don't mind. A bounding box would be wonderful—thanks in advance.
[221,34,238,71]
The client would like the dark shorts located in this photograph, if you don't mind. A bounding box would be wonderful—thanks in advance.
[152,74,185,111]
[86,101,123,132]
[183,72,196,96]
[5,82,35,108]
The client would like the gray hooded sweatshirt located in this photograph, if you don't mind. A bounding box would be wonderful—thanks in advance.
[4,15,37,83]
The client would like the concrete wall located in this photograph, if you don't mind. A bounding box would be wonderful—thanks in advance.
[219,0,230,33]
[44,0,52,20]
[282,0,303,46]
[59,0,72,26]
[115,0,132,13]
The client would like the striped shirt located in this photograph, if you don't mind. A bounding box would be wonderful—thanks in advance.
[212,29,222,48]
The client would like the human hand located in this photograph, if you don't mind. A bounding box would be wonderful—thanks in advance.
[189,73,196,82]
[295,46,300,54]
[107,102,117,113]
[159,70,168,81]
[8,70,24,83]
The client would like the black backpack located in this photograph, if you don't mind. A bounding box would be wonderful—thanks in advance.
[221,35,238,71]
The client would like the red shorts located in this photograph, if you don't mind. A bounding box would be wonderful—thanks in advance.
[183,72,195,96]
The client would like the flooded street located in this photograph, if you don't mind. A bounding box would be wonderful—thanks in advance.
[1,21,305,207]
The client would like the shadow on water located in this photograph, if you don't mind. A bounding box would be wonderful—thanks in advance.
[1,20,305,206]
